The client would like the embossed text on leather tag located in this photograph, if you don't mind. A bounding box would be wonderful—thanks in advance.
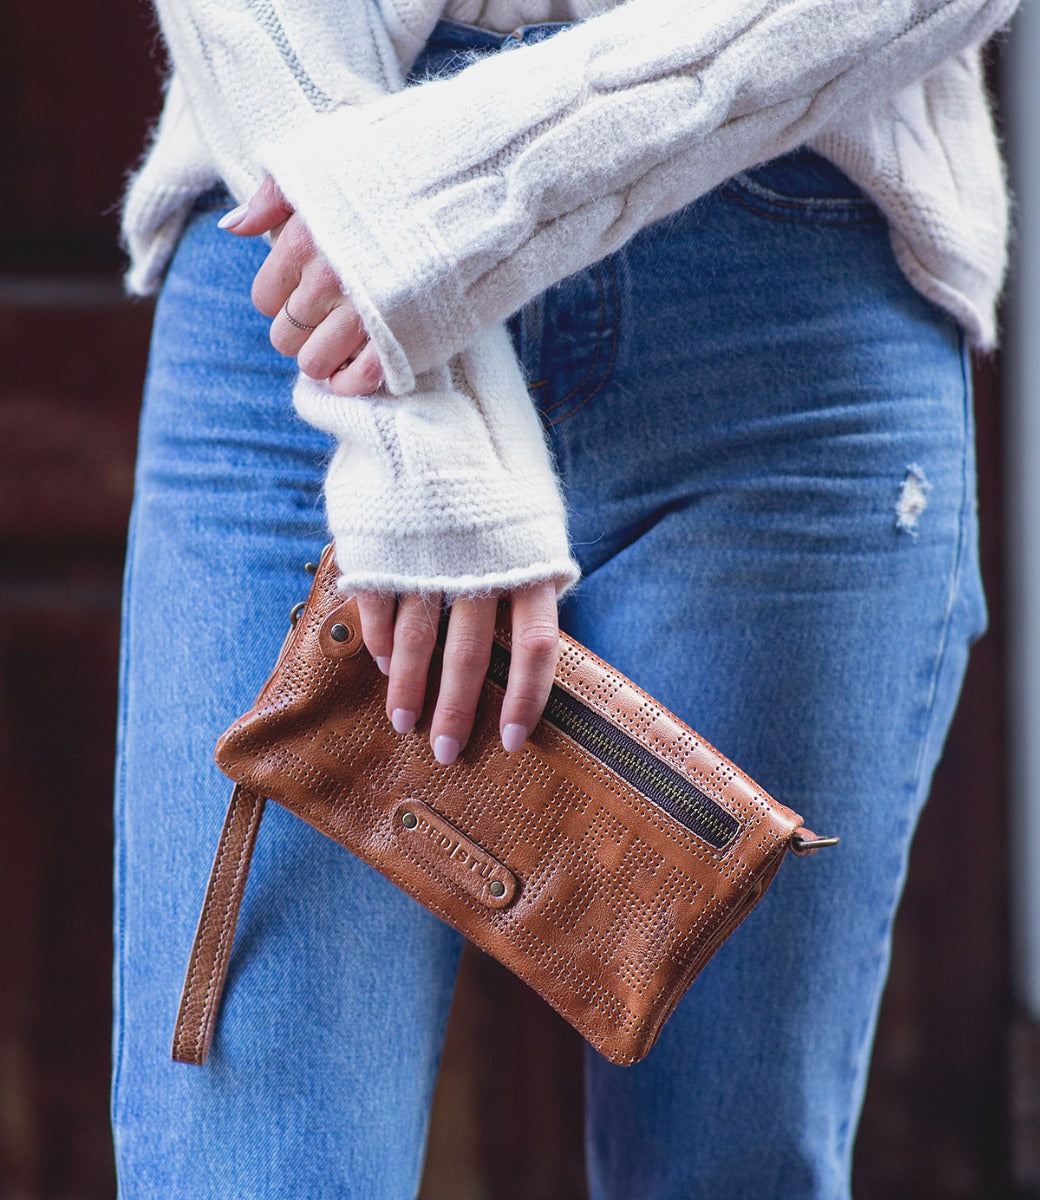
[393,800,518,909]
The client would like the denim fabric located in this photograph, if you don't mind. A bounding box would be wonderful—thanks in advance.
[112,17,986,1199]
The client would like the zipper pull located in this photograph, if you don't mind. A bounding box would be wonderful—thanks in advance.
[790,828,841,856]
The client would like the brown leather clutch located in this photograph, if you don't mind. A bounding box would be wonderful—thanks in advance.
[172,543,837,1068]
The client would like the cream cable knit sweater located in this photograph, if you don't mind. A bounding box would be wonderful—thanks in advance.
[123,0,1016,597]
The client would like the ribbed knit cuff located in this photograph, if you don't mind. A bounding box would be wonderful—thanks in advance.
[319,466,580,598]
[292,324,580,599]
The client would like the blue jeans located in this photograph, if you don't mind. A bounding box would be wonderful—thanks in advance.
[112,17,986,1199]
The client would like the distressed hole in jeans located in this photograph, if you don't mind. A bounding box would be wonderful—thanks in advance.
[896,463,930,536]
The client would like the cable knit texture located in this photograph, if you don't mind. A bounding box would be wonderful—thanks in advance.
[123,0,1016,595]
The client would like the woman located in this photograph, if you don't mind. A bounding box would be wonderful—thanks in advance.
[114,0,1016,1195]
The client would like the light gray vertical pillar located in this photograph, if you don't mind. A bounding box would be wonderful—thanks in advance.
[1005,5,1040,1022]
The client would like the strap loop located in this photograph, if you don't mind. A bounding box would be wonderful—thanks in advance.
[171,784,266,1065]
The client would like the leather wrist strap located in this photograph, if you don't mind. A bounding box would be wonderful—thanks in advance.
[172,783,266,1066]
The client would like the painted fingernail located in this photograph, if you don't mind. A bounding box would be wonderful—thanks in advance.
[391,708,417,734]
[217,202,249,230]
[376,655,391,675]
[502,723,527,753]
[433,735,460,766]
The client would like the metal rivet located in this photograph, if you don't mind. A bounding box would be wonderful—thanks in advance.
[401,811,418,829]
[489,880,505,897]
[330,622,351,642]
[304,561,319,576]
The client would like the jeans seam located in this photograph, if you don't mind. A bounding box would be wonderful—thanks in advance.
[540,265,609,419]
[110,503,139,1136]
[831,346,974,1170]
[545,258,621,428]
[720,181,885,226]
[907,331,973,803]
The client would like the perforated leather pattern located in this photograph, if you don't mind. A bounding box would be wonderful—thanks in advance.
[215,546,804,1065]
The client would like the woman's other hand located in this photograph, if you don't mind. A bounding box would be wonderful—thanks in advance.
[355,583,560,762]
[219,177,384,396]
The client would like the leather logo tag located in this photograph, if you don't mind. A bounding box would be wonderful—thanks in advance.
[393,800,518,909]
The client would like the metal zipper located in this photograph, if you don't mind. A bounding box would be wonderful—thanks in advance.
[486,643,738,850]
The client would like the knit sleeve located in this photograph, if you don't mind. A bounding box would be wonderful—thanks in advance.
[294,324,578,599]
[258,0,1018,394]
[138,0,579,598]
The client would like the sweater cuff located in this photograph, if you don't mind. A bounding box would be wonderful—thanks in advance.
[261,113,462,395]
[292,324,580,598]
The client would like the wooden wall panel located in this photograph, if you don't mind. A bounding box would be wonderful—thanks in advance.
[2,4,165,272]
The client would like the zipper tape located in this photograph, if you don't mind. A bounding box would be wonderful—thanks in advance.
[486,642,738,850]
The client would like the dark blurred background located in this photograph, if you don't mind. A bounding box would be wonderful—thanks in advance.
[1,4,1035,1198]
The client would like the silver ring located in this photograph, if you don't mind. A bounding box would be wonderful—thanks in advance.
[283,300,317,332]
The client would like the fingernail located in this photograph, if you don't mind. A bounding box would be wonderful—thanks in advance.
[433,735,460,766]
[376,655,391,675]
[391,708,417,734]
[502,723,527,753]
[217,202,249,230]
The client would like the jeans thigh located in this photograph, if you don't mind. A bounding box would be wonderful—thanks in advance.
[518,168,987,1199]
[111,197,463,1198]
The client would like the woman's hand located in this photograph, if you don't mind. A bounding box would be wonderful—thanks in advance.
[223,181,561,752]
[219,177,384,396]
[356,583,560,761]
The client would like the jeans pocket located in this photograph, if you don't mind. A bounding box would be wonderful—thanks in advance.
[536,258,621,428]
[723,147,885,225]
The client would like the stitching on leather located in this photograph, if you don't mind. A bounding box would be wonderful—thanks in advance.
[224,601,795,1062]
[260,725,771,1030]
[546,257,621,427]
[176,785,258,1062]
[259,752,638,1018]
[195,792,262,1060]
[175,787,243,1059]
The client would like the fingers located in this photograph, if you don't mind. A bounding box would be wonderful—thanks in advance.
[384,594,444,740]
[218,175,294,235]
[427,598,498,765]
[297,305,369,380]
[251,215,314,320]
[500,583,559,752]
[227,184,383,393]
[356,592,396,678]
[329,342,385,395]
[358,583,558,762]
[248,226,384,393]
